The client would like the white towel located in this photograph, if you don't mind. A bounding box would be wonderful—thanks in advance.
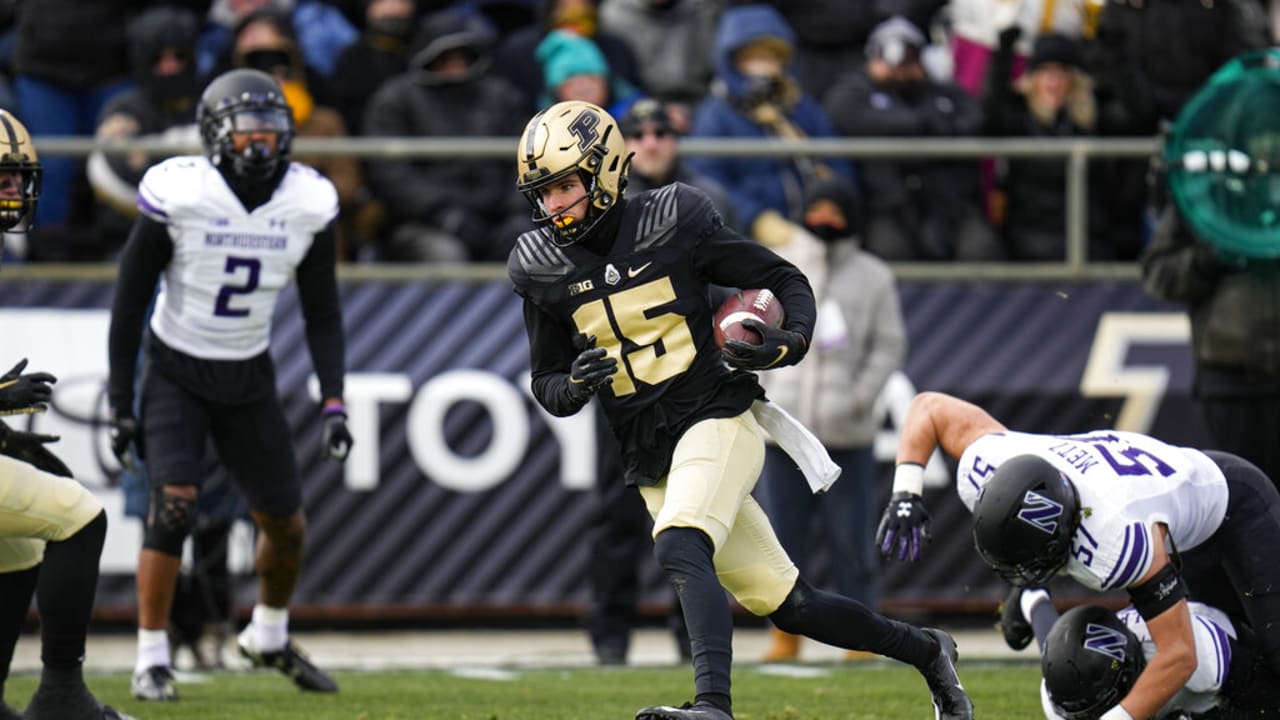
[750,399,841,494]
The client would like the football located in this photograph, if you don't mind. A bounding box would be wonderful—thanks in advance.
[713,289,785,347]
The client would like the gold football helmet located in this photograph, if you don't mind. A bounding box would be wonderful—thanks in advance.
[516,100,630,246]
[0,109,41,234]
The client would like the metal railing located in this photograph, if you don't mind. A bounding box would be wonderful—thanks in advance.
[24,135,1162,282]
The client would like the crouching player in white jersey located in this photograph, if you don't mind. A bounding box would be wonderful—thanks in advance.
[876,391,1280,720]
[1002,586,1280,719]
[0,110,134,720]
[107,69,353,702]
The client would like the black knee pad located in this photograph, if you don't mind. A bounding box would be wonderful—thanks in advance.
[768,577,813,634]
[143,489,196,556]
[653,526,713,572]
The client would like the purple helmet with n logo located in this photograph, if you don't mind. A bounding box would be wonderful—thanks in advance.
[1042,605,1145,720]
[972,454,1080,586]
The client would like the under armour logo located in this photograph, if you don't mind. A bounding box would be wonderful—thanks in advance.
[896,502,913,517]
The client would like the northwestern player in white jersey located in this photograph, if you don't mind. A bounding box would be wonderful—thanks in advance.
[107,69,352,703]
[876,391,1280,720]
[0,111,135,720]
[1004,587,1280,719]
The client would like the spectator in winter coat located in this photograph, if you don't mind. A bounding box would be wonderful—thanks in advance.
[686,4,854,251]
[824,16,1001,261]
[363,8,530,262]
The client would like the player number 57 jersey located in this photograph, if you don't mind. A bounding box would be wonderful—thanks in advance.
[957,430,1229,591]
[137,156,338,360]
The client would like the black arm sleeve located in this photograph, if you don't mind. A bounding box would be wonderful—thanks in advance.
[696,222,817,344]
[107,215,172,413]
[295,223,347,402]
[524,299,590,417]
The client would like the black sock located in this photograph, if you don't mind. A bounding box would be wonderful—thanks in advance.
[0,565,39,703]
[36,511,106,677]
[769,577,937,668]
[653,527,732,713]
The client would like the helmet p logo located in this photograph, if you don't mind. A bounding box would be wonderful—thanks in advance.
[1016,490,1064,534]
[568,110,600,152]
[1082,623,1129,662]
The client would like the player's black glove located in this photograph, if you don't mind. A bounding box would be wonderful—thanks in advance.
[0,358,56,415]
[876,491,932,562]
[567,336,617,404]
[722,319,808,371]
[110,411,144,470]
[321,407,353,461]
[0,419,72,477]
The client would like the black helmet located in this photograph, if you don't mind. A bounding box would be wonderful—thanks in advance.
[197,69,294,185]
[0,109,41,234]
[1042,605,1146,720]
[972,454,1080,586]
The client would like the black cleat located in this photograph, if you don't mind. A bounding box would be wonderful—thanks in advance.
[238,632,338,693]
[23,682,140,720]
[635,701,733,720]
[919,628,975,720]
[998,586,1034,651]
[0,701,19,720]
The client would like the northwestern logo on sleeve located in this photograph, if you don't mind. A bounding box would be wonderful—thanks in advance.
[1016,490,1064,535]
[204,233,288,250]
[1083,623,1129,662]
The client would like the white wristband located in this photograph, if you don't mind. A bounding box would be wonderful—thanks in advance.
[1099,706,1134,720]
[892,463,925,496]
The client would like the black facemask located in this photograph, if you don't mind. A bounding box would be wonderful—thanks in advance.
[368,15,414,41]
[803,222,847,243]
[242,50,294,77]
[142,66,199,108]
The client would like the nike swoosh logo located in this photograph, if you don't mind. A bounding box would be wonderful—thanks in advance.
[764,346,788,368]
[627,262,652,278]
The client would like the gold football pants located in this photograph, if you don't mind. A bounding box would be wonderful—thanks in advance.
[0,454,102,572]
[640,409,799,616]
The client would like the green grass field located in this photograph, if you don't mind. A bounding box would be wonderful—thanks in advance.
[5,662,1045,719]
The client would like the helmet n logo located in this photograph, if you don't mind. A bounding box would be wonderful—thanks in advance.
[1082,623,1128,662]
[568,111,600,152]
[1017,490,1063,535]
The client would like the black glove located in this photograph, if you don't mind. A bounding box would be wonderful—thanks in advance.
[321,409,353,461]
[567,336,618,403]
[0,358,56,415]
[721,319,808,371]
[876,491,932,562]
[110,412,144,470]
[0,419,72,477]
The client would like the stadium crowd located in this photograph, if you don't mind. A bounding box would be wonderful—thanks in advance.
[0,0,1273,265]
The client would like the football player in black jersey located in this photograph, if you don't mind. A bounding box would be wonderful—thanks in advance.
[508,100,975,720]
[0,110,134,720]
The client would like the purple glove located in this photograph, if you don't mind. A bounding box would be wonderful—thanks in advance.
[876,491,932,562]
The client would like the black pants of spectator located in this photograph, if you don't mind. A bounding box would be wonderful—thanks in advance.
[585,412,689,665]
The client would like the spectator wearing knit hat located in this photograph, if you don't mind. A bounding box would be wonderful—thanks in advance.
[363,8,531,262]
[982,28,1117,260]
[535,29,639,116]
[824,16,1001,261]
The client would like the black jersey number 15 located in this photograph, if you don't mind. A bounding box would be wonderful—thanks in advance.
[571,276,696,396]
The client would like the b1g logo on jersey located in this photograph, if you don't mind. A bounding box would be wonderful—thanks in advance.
[1017,490,1064,535]
[568,279,594,296]
[1083,623,1129,662]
